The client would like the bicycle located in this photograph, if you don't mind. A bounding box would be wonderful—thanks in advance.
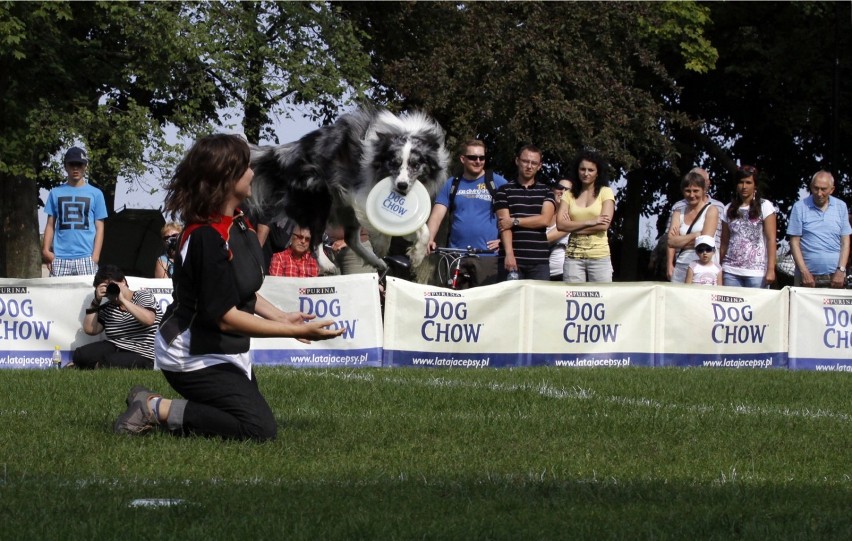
[433,246,495,290]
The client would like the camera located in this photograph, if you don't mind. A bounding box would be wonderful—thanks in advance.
[106,282,120,301]
[165,234,178,254]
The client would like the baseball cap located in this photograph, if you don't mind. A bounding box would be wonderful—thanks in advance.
[64,146,89,164]
[695,235,715,249]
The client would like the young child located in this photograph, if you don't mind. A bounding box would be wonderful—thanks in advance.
[686,235,722,286]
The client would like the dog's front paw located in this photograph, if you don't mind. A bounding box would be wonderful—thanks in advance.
[407,242,428,267]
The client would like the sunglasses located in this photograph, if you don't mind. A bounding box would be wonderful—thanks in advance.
[738,165,757,175]
[292,234,311,242]
[556,184,571,190]
[163,234,179,241]
[695,246,714,254]
[464,155,486,162]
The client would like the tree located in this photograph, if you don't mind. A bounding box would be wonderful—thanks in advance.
[0,2,224,277]
[196,1,371,143]
[672,1,852,232]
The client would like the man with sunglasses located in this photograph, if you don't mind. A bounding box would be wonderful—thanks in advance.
[268,225,318,277]
[426,139,508,286]
[787,170,851,288]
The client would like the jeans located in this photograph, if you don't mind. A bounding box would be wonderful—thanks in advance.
[723,272,765,288]
[563,257,613,283]
[496,259,550,281]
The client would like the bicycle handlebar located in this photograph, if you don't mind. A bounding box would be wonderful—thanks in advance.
[433,246,495,255]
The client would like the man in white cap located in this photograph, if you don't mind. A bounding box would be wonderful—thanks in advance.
[42,146,108,276]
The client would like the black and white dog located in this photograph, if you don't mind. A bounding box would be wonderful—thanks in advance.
[248,108,449,271]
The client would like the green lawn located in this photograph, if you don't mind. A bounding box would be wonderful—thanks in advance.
[1,367,849,540]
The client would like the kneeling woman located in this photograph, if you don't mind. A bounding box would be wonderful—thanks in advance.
[114,134,344,441]
[73,264,161,369]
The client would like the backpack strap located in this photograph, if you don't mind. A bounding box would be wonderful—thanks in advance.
[447,171,497,243]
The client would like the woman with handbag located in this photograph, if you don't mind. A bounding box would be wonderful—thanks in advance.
[667,171,720,283]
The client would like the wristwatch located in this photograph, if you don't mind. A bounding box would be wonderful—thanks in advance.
[836,266,846,273]
[512,217,520,227]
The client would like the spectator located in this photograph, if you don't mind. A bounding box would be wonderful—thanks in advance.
[719,165,777,288]
[113,134,343,440]
[426,139,508,286]
[666,167,725,268]
[41,146,108,276]
[325,225,374,275]
[154,222,183,279]
[787,170,851,288]
[494,144,556,281]
[556,150,615,283]
[546,179,572,281]
[71,264,162,369]
[667,171,720,283]
[268,225,319,277]
[685,235,722,286]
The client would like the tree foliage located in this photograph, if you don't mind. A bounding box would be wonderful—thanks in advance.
[673,1,852,232]
[196,1,371,143]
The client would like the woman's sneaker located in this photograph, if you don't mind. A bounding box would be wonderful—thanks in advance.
[125,385,158,407]
[114,387,160,435]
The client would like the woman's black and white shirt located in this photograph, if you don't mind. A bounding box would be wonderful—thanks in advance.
[97,289,162,360]
[156,213,265,378]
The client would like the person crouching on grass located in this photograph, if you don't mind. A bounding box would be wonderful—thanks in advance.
[71,264,162,369]
[114,134,344,441]
[685,235,722,286]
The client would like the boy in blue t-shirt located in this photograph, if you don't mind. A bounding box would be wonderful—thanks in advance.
[42,146,108,276]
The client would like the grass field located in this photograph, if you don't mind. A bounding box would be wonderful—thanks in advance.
[0,366,850,540]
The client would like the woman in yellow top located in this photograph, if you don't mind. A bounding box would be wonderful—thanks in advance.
[556,150,615,282]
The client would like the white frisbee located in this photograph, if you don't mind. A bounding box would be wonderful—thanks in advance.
[365,177,431,236]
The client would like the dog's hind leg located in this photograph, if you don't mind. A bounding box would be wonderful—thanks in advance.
[345,226,387,271]
[405,224,430,267]
[316,245,339,275]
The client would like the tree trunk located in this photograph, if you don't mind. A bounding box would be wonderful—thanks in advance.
[618,169,643,281]
[0,173,42,278]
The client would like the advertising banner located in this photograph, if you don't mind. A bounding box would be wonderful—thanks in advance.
[255,274,383,367]
[0,276,100,369]
[528,282,657,367]
[788,287,852,372]
[657,283,788,368]
[382,278,525,367]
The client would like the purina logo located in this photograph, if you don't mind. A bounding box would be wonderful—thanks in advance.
[299,287,337,295]
[0,287,27,294]
[823,297,852,305]
[565,291,601,298]
[711,294,744,303]
[424,291,462,297]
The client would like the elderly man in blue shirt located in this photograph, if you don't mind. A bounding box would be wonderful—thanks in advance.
[788,170,851,288]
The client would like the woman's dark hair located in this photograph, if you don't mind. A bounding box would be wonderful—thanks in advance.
[164,134,251,224]
[569,149,609,198]
[726,167,762,221]
[93,264,125,287]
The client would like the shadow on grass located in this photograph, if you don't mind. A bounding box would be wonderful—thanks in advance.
[2,475,850,540]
